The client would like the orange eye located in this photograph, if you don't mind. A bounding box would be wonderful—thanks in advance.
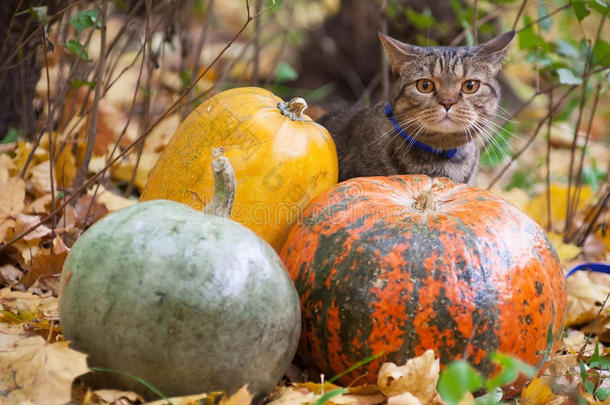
[461,80,480,94]
[416,79,435,93]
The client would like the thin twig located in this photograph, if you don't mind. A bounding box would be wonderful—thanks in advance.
[512,0,528,31]
[252,0,264,83]
[124,0,153,197]
[41,23,56,238]
[380,0,389,100]
[487,86,577,189]
[0,0,271,252]
[73,0,108,193]
[544,87,553,232]
[472,0,479,45]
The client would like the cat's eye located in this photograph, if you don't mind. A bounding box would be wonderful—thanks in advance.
[461,80,480,94]
[416,79,435,93]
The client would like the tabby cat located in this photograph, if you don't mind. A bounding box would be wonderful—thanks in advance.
[319,31,515,185]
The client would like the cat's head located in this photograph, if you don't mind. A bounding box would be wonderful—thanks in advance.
[379,31,514,148]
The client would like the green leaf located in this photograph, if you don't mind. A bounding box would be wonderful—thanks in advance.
[113,0,127,11]
[70,79,96,89]
[537,2,552,31]
[596,388,610,401]
[585,380,595,394]
[588,339,610,370]
[315,388,348,405]
[506,169,536,191]
[556,68,582,84]
[65,39,91,61]
[572,1,591,21]
[28,6,49,24]
[486,353,537,390]
[2,127,21,144]
[438,361,484,405]
[518,16,550,51]
[593,39,610,67]
[405,7,436,30]
[556,39,581,58]
[70,9,100,34]
[474,387,503,405]
[589,0,609,15]
[328,351,384,383]
[275,61,298,83]
[480,122,514,168]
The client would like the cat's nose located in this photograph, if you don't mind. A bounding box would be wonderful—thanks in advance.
[440,99,457,111]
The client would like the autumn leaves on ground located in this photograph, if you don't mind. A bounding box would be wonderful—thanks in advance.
[0,0,609,404]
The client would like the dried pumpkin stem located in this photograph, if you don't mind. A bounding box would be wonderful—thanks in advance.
[414,189,438,212]
[277,97,308,121]
[203,147,236,217]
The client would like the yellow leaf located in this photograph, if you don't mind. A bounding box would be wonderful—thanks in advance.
[30,161,54,195]
[0,154,17,184]
[0,177,25,217]
[0,336,88,405]
[547,232,581,262]
[565,271,610,326]
[88,184,136,212]
[14,214,51,241]
[377,350,440,404]
[520,378,557,404]
[526,184,594,231]
[222,385,253,405]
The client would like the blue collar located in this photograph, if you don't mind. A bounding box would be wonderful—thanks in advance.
[385,104,457,159]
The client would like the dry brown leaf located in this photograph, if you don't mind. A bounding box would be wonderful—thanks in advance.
[74,194,109,228]
[377,350,441,404]
[21,237,68,288]
[30,161,54,195]
[565,271,610,326]
[520,378,565,405]
[0,154,17,183]
[0,336,88,405]
[0,288,59,326]
[24,194,52,215]
[14,213,52,241]
[0,177,26,237]
[222,385,253,405]
[268,386,315,405]
[0,264,23,288]
[94,389,143,404]
[582,311,610,344]
[88,185,136,213]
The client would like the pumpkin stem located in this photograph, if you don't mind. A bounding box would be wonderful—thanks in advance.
[414,189,438,212]
[277,97,308,121]
[203,147,236,217]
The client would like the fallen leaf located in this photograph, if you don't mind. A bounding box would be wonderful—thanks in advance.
[24,194,52,215]
[88,184,136,213]
[0,154,17,183]
[94,389,143,404]
[546,231,581,262]
[222,385,253,405]
[386,392,421,405]
[0,264,24,288]
[520,378,564,404]
[30,161,54,195]
[377,350,441,404]
[22,237,69,288]
[526,184,594,232]
[0,336,88,405]
[14,214,52,242]
[565,271,610,326]
[0,177,26,241]
[267,386,315,405]
[74,194,109,228]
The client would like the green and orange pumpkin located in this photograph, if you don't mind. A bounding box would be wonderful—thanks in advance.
[280,175,566,385]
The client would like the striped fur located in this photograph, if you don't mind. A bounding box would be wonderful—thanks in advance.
[319,31,514,185]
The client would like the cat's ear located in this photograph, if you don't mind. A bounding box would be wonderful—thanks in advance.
[378,32,419,75]
[476,31,515,70]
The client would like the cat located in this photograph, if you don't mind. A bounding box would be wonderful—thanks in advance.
[318,31,515,185]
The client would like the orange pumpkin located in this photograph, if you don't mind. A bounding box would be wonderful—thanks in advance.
[141,87,338,251]
[281,175,567,385]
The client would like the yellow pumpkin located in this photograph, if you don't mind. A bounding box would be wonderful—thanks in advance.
[141,87,338,251]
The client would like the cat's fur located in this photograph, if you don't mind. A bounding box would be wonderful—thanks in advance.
[319,31,514,185]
